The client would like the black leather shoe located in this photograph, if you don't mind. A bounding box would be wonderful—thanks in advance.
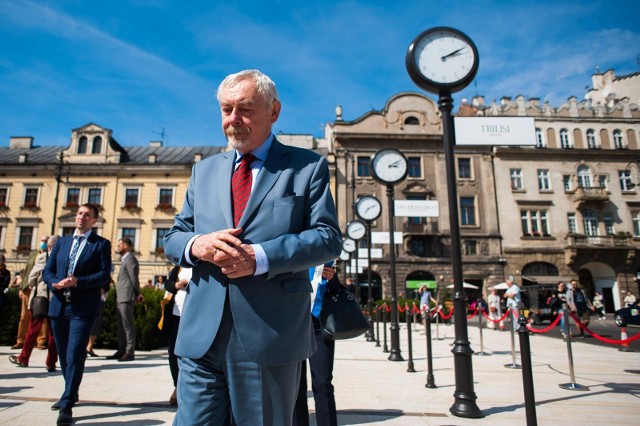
[47,365,57,373]
[118,353,135,362]
[106,351,124,360]
[51,401,61,411]
[57,408,73,426]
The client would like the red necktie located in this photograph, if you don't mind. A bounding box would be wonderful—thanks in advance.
[232,153,255,227]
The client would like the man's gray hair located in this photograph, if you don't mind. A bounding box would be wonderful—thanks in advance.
[216,69,278,107]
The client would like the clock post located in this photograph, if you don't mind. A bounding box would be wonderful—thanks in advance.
[406,27,483,418]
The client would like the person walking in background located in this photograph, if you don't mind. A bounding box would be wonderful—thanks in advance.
[0,255,12,313]
[11,237,42,350]
[160,265,191,407]
[9,236,59,371]
[43,203,112,426]
[503,275,521,326]
[623,290,636,307]
[107,237,142,362]
[592,291,606,320]
[487,287,503,330]
[163,69,342,425]
[86,280,111,357]
[293,264,339,426]
[550,281,568,339]
[418,285,437,312]
[566,279,595,338]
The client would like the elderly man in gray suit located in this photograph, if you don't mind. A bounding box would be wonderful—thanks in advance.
[164,69,342,425]
[107,237,142,362]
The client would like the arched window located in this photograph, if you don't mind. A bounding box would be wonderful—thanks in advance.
[535,128,546,148]
[77,136,87,154]
[92,136,102,154]
[586,129,598,149]
[613,129,624,149]
[560,129,572,148]
[577,165,592,188]
[404,116,420,125]
[582,209,599,236]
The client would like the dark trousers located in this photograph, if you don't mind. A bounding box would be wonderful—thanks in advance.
[168,314,180,387]
[51,304,95,409]
[18,311,58,368]
[293,318,337,426]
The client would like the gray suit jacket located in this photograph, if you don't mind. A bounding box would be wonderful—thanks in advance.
[164,139,342,365]
[116,253,140,303]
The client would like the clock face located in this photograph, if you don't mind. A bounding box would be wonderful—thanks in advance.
[406,27,479,94]
[346,220,366,240]
[356,195,382,221]
[342,238,356,253]
[371,148,408,185]
[339,250,350,261]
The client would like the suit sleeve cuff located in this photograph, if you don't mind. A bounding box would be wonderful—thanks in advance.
[184,235,201,266]
[252,244,269,276]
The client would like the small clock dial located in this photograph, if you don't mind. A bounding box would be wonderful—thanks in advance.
[342,238,356,253]
[356,195,382,221]
[339,250,350,261]
[346,220,366,240]
[371,149,408,185]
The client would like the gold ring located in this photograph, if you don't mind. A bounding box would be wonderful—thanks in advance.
[212,248,218,256]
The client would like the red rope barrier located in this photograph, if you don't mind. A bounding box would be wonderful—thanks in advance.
[467,308,478,320]
[525,313,562,333]
[439,307,454,320]
[482,309,510,323]
[569,312,640,345]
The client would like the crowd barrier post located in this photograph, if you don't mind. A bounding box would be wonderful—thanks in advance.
[383,307,389,353]
[406,308,416,372]
[517,313,538,426]
[424,308,437,388]
[434,306,443,340]
[375,308,381,348]
[504,308,521,369]
[475,301,488,356]
[413,304,419,331]
[559,304,589,391]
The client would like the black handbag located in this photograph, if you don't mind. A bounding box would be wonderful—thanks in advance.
[32,295,49,319]
[319,284,370,340]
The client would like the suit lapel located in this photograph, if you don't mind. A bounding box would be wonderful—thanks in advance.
[217,151,236,228]
[239,140,288,228]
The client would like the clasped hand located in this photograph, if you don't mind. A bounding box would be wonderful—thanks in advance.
[53,275,77,290]
[191,228,256,278]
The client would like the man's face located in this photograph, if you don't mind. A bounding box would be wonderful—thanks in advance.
[75,206,97,233]
[116,240,128,255]
[571,281,578,289]
[219,78,281,153]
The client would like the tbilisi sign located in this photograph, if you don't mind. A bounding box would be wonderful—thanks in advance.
[453,117,536,146]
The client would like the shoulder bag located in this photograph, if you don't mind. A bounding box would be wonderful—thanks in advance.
[319,284,370,340]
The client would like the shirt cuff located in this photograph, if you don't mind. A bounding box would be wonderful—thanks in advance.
[184,235,201,266]
[252,244,269,276]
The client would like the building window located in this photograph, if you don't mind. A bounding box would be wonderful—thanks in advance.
[458,158,471,179]
[460,197,476,226]
[567,213,577,234]
[537,169,551,191]
[633,211,640,237]
[92,136,102,154]
[0,187,8,208]
[604,214,614,235]
[124,188,140,208]
[409,237,427,257]
[158,188,174,207]
[62,227,75,236]
[563,175,573,192]
[560,129,572,148]
[66,188,80,207]
[23,187,39,208]
[18,226,34,251]
[463,240,477,255]
[535,128,546,148]
[598,175,608,190]
[577,165,592,188]
[78,136,87,154]
[404,116,420,125]
[356,156,370,177]
[510,168,523,190]
[122,228,137,247]
[521,209,549,236]
[586,129,598,149]
[155,228,169,253]
[583,209,598,236]
[408,157,422,178]
[88,188,102,205]
[613,129,624,149]
[619,170,634,191]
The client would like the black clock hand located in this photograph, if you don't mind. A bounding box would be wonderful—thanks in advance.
[389,160,402,167]
[441,47,465,61]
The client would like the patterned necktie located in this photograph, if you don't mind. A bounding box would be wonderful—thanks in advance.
[232,153,255,227]
[64,235,84,298]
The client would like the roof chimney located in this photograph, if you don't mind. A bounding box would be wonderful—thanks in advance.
[10,137,33,149]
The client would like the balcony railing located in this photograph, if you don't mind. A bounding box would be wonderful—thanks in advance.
[573,186,609,203]
[566,234,632,247]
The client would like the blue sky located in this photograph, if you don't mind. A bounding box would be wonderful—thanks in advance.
[1,0,639,148]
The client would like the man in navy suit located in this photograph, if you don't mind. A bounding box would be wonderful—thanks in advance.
[43,203,112,426]
[164,69,342,425]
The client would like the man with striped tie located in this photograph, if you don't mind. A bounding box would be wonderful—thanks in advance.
[43,203,112,426]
